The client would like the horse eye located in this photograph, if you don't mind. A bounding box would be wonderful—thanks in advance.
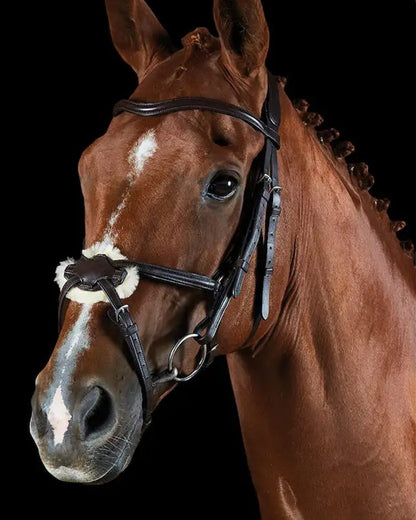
[206,173,239,201]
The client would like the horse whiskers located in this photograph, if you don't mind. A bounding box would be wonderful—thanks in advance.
[95,431,138,462]
[111,433,135,447]
[96,442,124,459]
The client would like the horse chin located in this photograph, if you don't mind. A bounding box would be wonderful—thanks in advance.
[37,415,143,485]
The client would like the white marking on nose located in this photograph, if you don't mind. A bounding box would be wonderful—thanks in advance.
[63,303,93,361]
[48,131,158,440]
[46,304,93,445]
[48,386,72,446]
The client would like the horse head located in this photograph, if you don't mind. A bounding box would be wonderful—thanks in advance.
[30,0,275,484]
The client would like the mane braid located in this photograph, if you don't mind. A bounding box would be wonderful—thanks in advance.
[278,77,415,265]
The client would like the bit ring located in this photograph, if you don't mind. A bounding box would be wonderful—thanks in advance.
[168,333,207,382]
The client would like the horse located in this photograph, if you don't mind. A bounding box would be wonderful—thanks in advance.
[30,1,415,518]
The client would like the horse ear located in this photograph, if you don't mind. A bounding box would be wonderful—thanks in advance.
[104,0,174,80]
[213,0,269,78]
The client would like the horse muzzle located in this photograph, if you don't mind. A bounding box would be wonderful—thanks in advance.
[30,370,143,484]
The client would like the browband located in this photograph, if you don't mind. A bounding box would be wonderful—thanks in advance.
[113,97,280,149]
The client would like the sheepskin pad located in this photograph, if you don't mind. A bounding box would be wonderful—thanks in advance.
[55,241,139,304]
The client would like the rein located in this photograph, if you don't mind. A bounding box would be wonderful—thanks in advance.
[57,72,282,427]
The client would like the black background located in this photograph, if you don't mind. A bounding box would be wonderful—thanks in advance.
[15,1,414,518]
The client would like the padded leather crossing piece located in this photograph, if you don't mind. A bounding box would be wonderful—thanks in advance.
[58,72,281,427]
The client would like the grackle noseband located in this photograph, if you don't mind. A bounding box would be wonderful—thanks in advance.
[57,72,281,427]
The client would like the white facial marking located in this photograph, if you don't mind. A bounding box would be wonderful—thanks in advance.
[104,129,158,242]
[62,303,93,361]
[46,304,93,445]
[48,386,72,446]
[46,133,157,447]
[55,131,157,304]
[47,132,157,443]
[128,130,158,180]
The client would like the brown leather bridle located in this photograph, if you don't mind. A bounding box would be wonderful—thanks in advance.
[57,72,281,427]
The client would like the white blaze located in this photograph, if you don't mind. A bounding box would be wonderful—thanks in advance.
[46,304,93,445]
[54,130,157,305]
[104,129,158,241]
[128,130,158,179]
[47,131,158,444]
[48,386,71,446]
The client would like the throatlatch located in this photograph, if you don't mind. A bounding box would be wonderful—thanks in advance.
[57,72,281,427]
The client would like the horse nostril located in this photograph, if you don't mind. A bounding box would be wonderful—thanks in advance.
[80,386,114,440]
[30,392,49,439]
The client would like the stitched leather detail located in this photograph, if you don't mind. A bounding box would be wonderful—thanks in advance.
[64,255,126,290]
[114,97,280,149]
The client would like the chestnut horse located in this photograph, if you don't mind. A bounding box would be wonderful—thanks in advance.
[30,1,415,518]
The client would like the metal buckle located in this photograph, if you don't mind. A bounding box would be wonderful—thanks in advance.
[167,333,208,382]
[258,173,272,186]
[152,367,179,385]
[257,175,283,194]
[115,304,129,323]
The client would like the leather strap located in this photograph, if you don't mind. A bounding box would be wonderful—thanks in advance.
[97,278,154,427]
[193,272,234,348]
[260,81,282,318]
[262,144,281,319]
[112,260,219,293]
[58,276,82,330]
[229,72,281,318]
[114,97,280,149]
[231,174,272,299]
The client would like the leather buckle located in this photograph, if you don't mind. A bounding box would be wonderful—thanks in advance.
[235,258,250,273]
[258,173,273,186]
[115,304,130,323]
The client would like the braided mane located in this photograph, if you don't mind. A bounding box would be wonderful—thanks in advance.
[274,76,415,265]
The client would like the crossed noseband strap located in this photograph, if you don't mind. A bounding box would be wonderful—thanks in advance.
[57,72,282,428]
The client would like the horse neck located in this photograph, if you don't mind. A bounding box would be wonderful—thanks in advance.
[276,90,415,384]
[226,87,416,518]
